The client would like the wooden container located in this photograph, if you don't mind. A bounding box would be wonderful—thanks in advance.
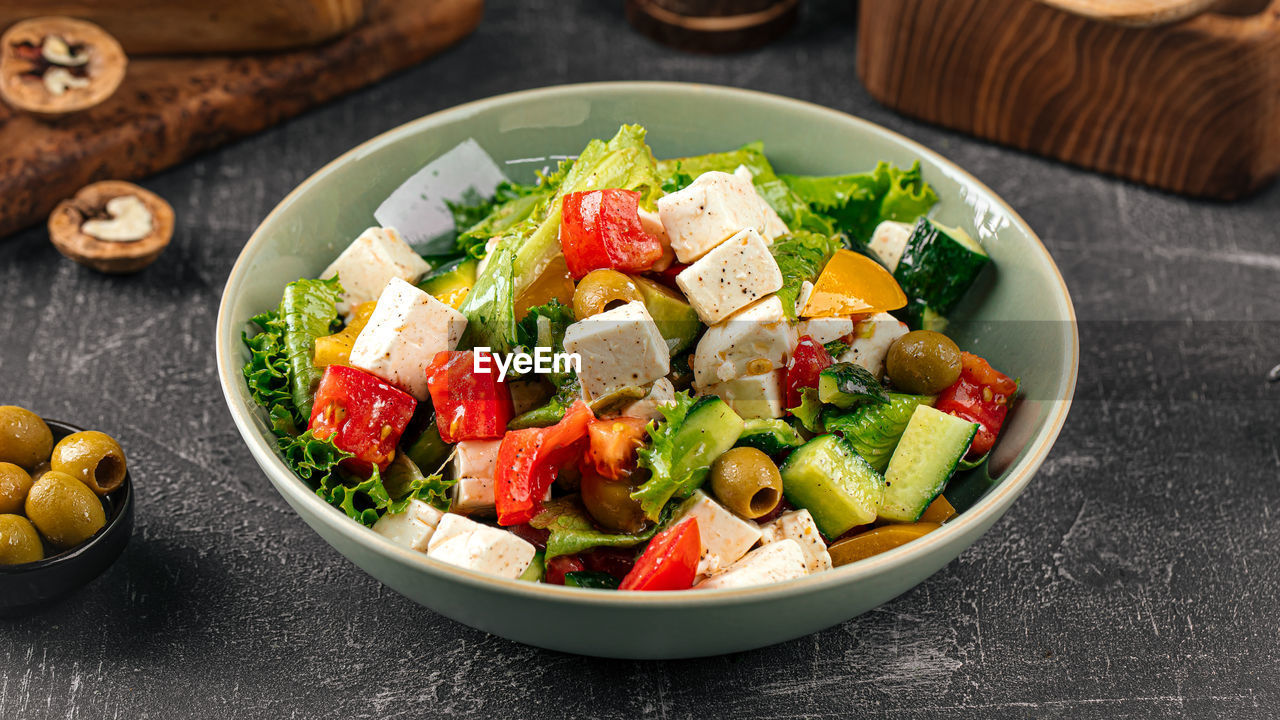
[625,0,798,53]
[857,0,1280,199]
[0,0,367,54]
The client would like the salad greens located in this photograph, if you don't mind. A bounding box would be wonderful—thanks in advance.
[770,230,843,321]
[781,161,938,245]
[531,496,666,559]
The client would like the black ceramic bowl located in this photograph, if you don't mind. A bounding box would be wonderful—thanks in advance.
[0,419,134,616]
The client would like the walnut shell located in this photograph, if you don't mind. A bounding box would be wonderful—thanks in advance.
[0,17,126,117]
[48,181,174,274]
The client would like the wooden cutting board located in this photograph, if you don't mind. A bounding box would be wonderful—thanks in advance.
[0,0,483,238]
[857,0,1280,200]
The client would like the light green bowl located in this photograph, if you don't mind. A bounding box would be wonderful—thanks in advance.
[216,82,1078,659]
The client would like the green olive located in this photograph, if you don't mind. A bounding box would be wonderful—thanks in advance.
[51,431,127,495]
[25,471,106,549]
[0,462,33,514]
[581,471,647,533]
[572,269,643,319]
[709,447,783,519]
[0,514,43,565]
[885,330,962,395]
[0,406,53,470]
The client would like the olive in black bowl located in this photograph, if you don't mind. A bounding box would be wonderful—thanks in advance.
[0,419,134,617]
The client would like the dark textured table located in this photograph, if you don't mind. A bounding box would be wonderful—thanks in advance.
[3,1,1278,717]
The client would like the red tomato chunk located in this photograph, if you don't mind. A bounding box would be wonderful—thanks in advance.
[619,518,700,591]
[560,189,663,279]
[425,350,513,443]
[934,351,1017,458]
[785,335,834,410]
[308,365,417,476]
[494,401,594,526]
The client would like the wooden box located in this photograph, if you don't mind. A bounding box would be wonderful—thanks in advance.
[857,0,1280,199]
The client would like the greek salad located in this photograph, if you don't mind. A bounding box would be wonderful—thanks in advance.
[242,125,1017,591]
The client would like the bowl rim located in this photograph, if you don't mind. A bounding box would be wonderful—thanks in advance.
[0,418,133,575]
[216,81,1079,607]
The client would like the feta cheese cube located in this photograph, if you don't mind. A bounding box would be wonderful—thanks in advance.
[705,370,787,419]
[691,295,796,388]
[349,278,467,400]
[676,228,783,325]
[695,539,808,590]
[426,513,535,579]
[562,301,670,399]
[372,499,443,552]
[673,491,763,577]
[868,220,914,272]
[615,377,676,422]
[794,280,814,318]
[656,171,788,263]
[760,510,833,574]
[797,316,855,346]
[837,312,909,379]
[321,227,431,316]
[733,165,790,240]
[448,439,503,513]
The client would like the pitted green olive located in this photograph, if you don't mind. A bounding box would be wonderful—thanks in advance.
[51,430,126,495]
[25,471,106,549]
[709,447,783,519]
[573,269,643,319]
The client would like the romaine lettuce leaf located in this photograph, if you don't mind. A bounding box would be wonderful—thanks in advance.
[770,230,843,321]
[460,125,662,353]
[787,387,825,433]
[781,161,938,245]
[531,495,668,559]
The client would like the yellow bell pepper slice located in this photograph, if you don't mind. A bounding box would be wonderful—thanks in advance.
[827,522,941,567]
[918,494,957,524]
[800,249,907,318]
[515,254,575,321]
[435,286,471,310]
[313,301,376,368]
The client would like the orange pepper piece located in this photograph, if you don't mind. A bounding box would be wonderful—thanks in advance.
[828,522,941,567]
[313,301,376,368]
[515,253,575,321]
[801,249,907,318]
[918,494,957,524]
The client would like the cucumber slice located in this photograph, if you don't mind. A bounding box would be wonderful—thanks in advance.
[823,393,934,472]
[418,256,478,299]
[893,219,989,320]
[520,551,546,582]
[817,362,889,409]
[880,405,978,522]
[780,434,885,538]
[736,418,806,456]
[669,397,745,489]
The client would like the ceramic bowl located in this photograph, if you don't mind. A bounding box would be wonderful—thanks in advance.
[216,82,1078,658]
[0,420,134,616]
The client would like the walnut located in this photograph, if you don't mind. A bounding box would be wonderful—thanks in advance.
[0,17,126,118]
[48,182,174,274]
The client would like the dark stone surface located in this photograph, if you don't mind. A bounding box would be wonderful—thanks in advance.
[2,1,1277,717]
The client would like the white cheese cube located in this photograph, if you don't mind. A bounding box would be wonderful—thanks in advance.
[733,165,790,240]
[615,377,676,422]
[562,301,670,399]
[695,539,808,590]
[656,171,788,263]
[451,439,501,480]
[760,509,833,574]
[676,228,783,325]
[868,220,914,272]
[349,278,467,400]
[426,513,535,579]
[673,491,763,577]
[797,316,855,346]
[321,227,431,316]
[837,312,909,379]
[705,371,787,419]
[691,295,796,388]
[372,499,443,553]
[451,476,495,513]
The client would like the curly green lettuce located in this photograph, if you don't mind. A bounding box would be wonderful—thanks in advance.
[781,161,938,246]
[770,230,844,321]
[631,391,706,521]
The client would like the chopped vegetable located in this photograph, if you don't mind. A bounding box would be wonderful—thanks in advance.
[530,495,666,559]
[801,249,907,318]
[425,350,513,443]
[817,362,889,409]
[560,188,663,278]
[933,352,1016,459]
[880,405,978,522]
[785,336,835,410]
[632,393,745,521]
[308,364,417,476]
[313,300,376,368]
[781,161,938,244]
[618,518,700,591]
[827,522,940,567]
[584,417,649,480]
[893,219,989,327]
[823,393,934,472]
[771,231,843,321]
[495,400,594,526]
[779,434,884,538]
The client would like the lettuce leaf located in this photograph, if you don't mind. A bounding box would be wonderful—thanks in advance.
[460,125,662,353]
[382,453,454,514]
[631,391,703,520]
[451,180,555,260]
[770,230,843,321]
[781,161,938,245]
[531,495,669,559]
[287,437,451,527]
[787,387,825,433]
[242,277,342,434]
[513,299,576,386]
